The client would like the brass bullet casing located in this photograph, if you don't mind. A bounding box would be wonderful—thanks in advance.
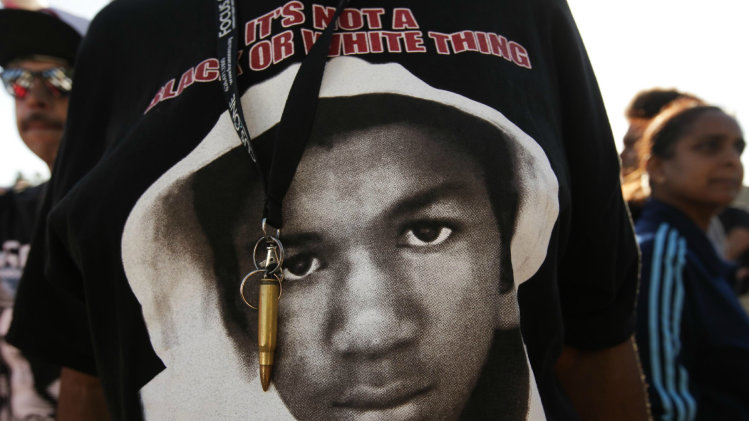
[258,276,280,391]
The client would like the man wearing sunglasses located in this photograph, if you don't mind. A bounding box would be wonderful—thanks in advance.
[0,6,87,420]
[0,8,86,170]
[1,65,73,169]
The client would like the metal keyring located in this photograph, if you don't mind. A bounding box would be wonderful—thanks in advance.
[261,218,281,240]
[239,269,283,310]
[252,236,284,273]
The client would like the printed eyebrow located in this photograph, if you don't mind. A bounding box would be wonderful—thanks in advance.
[386,181,467,220]
[279,232,322,248]
[281,182,468,243]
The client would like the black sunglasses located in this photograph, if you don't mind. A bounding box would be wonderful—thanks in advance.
[0,67,73,99]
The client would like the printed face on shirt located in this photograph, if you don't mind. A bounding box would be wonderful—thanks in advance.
[228,120,519,420]
[276,123,506,420]
[124,59,555,420]
[178,94,530,419]
[650,109,745,213]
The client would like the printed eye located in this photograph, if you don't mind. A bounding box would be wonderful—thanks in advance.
[283,253,322,281]
[400,221,454,247]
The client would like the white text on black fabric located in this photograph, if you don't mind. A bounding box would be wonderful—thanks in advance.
[217,0,233,38]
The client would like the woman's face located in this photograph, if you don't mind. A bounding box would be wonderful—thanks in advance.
[650,110,745,213]
[240,122,515,420]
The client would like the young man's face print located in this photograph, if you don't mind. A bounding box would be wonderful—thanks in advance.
[235,122,516,420]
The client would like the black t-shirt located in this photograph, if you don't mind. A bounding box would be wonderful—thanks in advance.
[8,0,639,420]
[0,183,59,417]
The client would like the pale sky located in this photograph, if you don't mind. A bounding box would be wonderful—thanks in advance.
[2,0,748,186]
[568,0,748,161]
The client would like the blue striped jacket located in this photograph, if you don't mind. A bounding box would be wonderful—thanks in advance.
[635,199,749,421]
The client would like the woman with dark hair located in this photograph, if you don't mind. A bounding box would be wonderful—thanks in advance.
[635,101,749,420]
[620,93,703,219]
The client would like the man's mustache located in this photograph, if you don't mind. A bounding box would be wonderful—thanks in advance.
[21,113,64,131]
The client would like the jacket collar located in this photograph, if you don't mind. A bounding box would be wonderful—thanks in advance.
[637,198,731,279]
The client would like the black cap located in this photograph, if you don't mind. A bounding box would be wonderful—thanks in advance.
[0,8,87,68]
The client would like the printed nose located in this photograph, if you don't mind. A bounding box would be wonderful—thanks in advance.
[329,249,419,357]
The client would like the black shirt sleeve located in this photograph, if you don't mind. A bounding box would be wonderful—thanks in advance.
[550,0,639,350]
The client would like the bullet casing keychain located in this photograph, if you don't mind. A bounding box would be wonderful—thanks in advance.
[240,224,284,391]
[257,275,279,389]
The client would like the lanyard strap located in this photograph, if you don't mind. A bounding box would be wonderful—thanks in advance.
[216,0,349,229]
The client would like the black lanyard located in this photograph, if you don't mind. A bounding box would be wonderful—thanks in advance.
[215,0,349,229]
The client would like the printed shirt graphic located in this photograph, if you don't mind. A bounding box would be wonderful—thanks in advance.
[123,57,556,420]
[6,1,639,420]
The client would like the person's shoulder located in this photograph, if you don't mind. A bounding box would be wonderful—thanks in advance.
[83,0,212,57]
[0,183,44,209]
[14,182,45,201]
[524,0,574,20]
[636,219,687,254]
[97,0,183,17]
[0,187,13,209]
[719,206,749,232]
[527,0,569,10]
[0,184,34,203]
[0,184,36,215]
[76,0,209,80]
[101,0,205,20]
[87,0,199,38]
[636,201,689,238]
